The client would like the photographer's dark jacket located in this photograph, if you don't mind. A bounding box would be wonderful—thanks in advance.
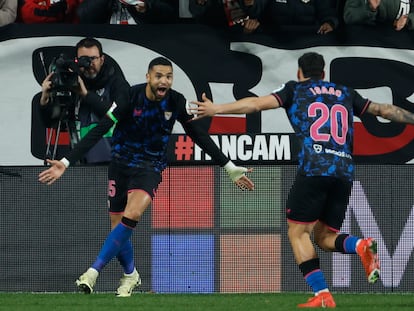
[77,55,130,164]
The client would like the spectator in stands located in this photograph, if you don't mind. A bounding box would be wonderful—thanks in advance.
[120,0,178,24]
[77,0,178,24]
[343,0,414,31]
[0,0,17,26]
[189,0,268,34]
[76,0,113,23]
[39,37,130,164]
[17,0,80,23]
[262,0,339,34]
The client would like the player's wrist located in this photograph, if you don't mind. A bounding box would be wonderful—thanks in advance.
[224,160,247,182]
[60,157,70,168]
[224,160,236,171]
[214,105,223,115]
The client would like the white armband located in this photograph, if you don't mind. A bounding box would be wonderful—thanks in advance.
[60,157,70,168]
[223,160,247,182]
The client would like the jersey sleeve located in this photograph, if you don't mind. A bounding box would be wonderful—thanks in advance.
[351,88,371,117]
[64,96,131,164]
[175,92,229,166]
[182,120,229,166]
[271,80,296,109]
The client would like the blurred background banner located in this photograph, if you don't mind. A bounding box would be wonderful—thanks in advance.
[0,24,414,165]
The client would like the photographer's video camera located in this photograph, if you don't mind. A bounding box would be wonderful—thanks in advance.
[47,54,95,123]
[49,54,79,94]
[49,54,93,95]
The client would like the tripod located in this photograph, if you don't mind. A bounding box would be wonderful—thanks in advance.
[44,95,80,163]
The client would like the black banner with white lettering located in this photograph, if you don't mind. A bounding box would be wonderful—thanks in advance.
[1,24,414,165]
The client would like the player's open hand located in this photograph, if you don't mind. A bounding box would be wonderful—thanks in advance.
[234,168,255,191]
[224,161,255,191]
[189,93,217,120]
[38,159,66,185]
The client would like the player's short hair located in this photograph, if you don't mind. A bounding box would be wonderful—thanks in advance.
[75,37,103,56]
[148,57,173,71]
[298,52,325,79]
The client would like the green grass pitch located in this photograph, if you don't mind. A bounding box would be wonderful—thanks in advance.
[0,292,413,311]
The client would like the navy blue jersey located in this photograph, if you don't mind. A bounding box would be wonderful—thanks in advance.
[272,79,370,181]
[66,83,228,171]
[111,83,186,171]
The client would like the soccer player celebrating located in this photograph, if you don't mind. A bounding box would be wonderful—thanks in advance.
[190,51,414,308]
[39,57,254,297]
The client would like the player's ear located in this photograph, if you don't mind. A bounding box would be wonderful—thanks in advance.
[321,71,325,80]
[297,68,305,81]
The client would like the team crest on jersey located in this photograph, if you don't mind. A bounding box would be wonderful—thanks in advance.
[96,88,105,96]
[133,108,142,117]
[164,111,172,120]
[313,144,323,153]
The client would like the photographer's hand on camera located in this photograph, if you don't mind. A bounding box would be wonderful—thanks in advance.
[77,75,88,98]
[40,72,54,106]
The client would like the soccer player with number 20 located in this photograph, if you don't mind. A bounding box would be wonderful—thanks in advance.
[190,52,414,308]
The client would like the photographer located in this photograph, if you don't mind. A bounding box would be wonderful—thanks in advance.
[39,37,130,164]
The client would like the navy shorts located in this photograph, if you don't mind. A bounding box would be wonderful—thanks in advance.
[286,174,352,231]
[107,161,162,213]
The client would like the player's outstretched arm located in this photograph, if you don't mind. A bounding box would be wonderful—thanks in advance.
[367,102,414,124]
[190,93,279,120]
[38,159,67,185]
[181,113,255,190]
[224,161,255,191]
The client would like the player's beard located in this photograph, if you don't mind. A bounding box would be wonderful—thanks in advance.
[150,84,169,101]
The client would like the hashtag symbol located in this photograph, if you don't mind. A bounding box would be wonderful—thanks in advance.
[175,135,194,161]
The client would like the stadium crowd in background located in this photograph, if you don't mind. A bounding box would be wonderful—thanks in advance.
[189,0,268,34]
[77,0,178,24]
[0,0,17,26]
[343,0,414,31]
[17,0,81,23]
[4,1,412,33]
[262,0,339,34]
